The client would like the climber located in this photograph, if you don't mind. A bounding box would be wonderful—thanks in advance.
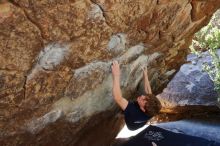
[111,60,161,130]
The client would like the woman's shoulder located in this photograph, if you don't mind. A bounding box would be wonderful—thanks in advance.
[124,101,138,113]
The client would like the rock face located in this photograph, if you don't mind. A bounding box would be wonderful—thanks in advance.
[0,0,220,146]
[157,50,220,112]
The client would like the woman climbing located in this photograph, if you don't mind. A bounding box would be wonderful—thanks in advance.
[111,60,161,130]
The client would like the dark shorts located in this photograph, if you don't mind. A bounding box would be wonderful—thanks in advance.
[121,125,219,146]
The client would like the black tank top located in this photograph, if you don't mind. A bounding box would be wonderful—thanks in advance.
[124,101,151,130]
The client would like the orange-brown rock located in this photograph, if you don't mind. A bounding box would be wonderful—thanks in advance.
[0,0,220,146]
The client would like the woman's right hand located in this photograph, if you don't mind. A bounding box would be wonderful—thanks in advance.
[141,66,148,78]
[111,60,121,77]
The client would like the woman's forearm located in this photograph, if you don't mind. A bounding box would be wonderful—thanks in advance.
[113,76,123,101]
[111,60,128,110]
[144,71,152,94]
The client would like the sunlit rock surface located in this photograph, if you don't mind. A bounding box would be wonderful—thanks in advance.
[157,50,220,112]
[1,0,220,145]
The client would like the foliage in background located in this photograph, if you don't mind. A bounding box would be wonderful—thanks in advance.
[190,10,220,104]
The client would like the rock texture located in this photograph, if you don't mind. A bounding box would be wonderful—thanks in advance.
[157,50,220,113]
[0,0,220,146]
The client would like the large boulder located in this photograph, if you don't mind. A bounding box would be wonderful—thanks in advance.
[157,50,220,113]
[1,0,220,145]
